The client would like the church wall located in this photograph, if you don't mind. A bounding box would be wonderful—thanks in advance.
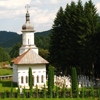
[22,32,34,45]
[13,64,18,83]
[17,64,46,88]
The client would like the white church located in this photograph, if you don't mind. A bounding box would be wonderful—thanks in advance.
[12,8,49,88]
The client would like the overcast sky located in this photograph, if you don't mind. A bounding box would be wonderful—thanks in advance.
[0,0,100,34]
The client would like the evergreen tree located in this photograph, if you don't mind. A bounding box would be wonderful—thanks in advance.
[62,84,66,98]
[23,86,26,98]
[56,86,59,98]
[71,67,78,93]
[48,65,54,94]
[10,82,13,98]
[3,90,6,98]
[82,0,99,76]
[90,85,94,98]
[49,0,99,77]
[70,87,72,98]
[82,87,84,98]
[35,84,38,98]
[49,7,65,73]
[43,84,46,98]
[28,67,33,97]
[17,86,20,98]
[50,86,52,98]
[98,88,100,100]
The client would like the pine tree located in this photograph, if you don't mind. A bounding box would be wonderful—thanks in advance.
[28,67,33,97]
[70,87,72,98]
[90,85,94,98]
[50,86,52,98]
[35,84,38,98]
[17,86,20,98]
[23,86,26,98]
[82,0,99,75]
[98,88,100,100]
[71,67,78,93]
[48,66,54,94]
[56,86,59,98]
[49,0,99,76]
[10,82,13,98]
[62,84,66,98]
[43,84,46,98]
[3,91,6,98]
[49,7,65,73]
[82,87,84,98]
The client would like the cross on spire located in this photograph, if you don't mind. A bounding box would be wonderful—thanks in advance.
[25,4,30,12]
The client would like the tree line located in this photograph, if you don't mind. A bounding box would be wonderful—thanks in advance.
[49,0,100,78]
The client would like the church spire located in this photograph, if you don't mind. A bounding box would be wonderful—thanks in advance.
[25,4,30,22]
[20,4,38,55]
[22,4,34,32]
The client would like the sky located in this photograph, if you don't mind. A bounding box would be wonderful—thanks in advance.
[0,0,100,34]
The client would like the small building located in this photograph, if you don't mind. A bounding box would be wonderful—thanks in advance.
[12,9,48,88]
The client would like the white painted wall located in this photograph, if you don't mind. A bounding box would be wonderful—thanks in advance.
[23,32,34,45]
[19,31,38,55]
[13,64,18,83]
[13,64,46,88]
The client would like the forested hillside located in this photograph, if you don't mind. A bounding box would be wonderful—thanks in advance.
[0,30,51,50]
[0,31,19,44]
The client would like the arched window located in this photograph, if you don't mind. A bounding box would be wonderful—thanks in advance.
[37,75,39,83]
[21,76,23,83]
[41,75,44,83]
[26,76,28,83]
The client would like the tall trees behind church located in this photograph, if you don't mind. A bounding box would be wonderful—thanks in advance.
[0,46,10,62]
[9,43,21,59]
[49,0,100,76]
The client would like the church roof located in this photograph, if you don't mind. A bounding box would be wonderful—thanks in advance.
[12,49,49,64]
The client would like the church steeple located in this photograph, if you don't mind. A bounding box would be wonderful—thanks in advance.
[19,5,38,55]
[26,4,30,22]
[26,11,30,22]
[22,5,34,32]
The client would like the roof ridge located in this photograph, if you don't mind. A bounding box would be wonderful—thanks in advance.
[12,49,30,63]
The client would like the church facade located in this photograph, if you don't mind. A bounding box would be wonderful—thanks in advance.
[12,9,48,88]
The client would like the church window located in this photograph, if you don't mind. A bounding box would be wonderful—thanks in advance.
[26,76,28,83]
[37,75,39,83]
[41,75,44,83]
[21,76,23,83]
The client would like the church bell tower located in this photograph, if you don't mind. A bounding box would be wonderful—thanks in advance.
[19,5,38,55]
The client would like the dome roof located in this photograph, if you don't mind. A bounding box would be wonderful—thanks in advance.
[22,22,34,31]
[22,11,34,32]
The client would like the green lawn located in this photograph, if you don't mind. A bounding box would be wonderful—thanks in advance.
[0,80,17,92]
[0,68,12,76]
[2,98,98,100]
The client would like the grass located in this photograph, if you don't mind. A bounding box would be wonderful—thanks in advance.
[2,98,98,100]
[0,68,12,76]
[0,80,17,92]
